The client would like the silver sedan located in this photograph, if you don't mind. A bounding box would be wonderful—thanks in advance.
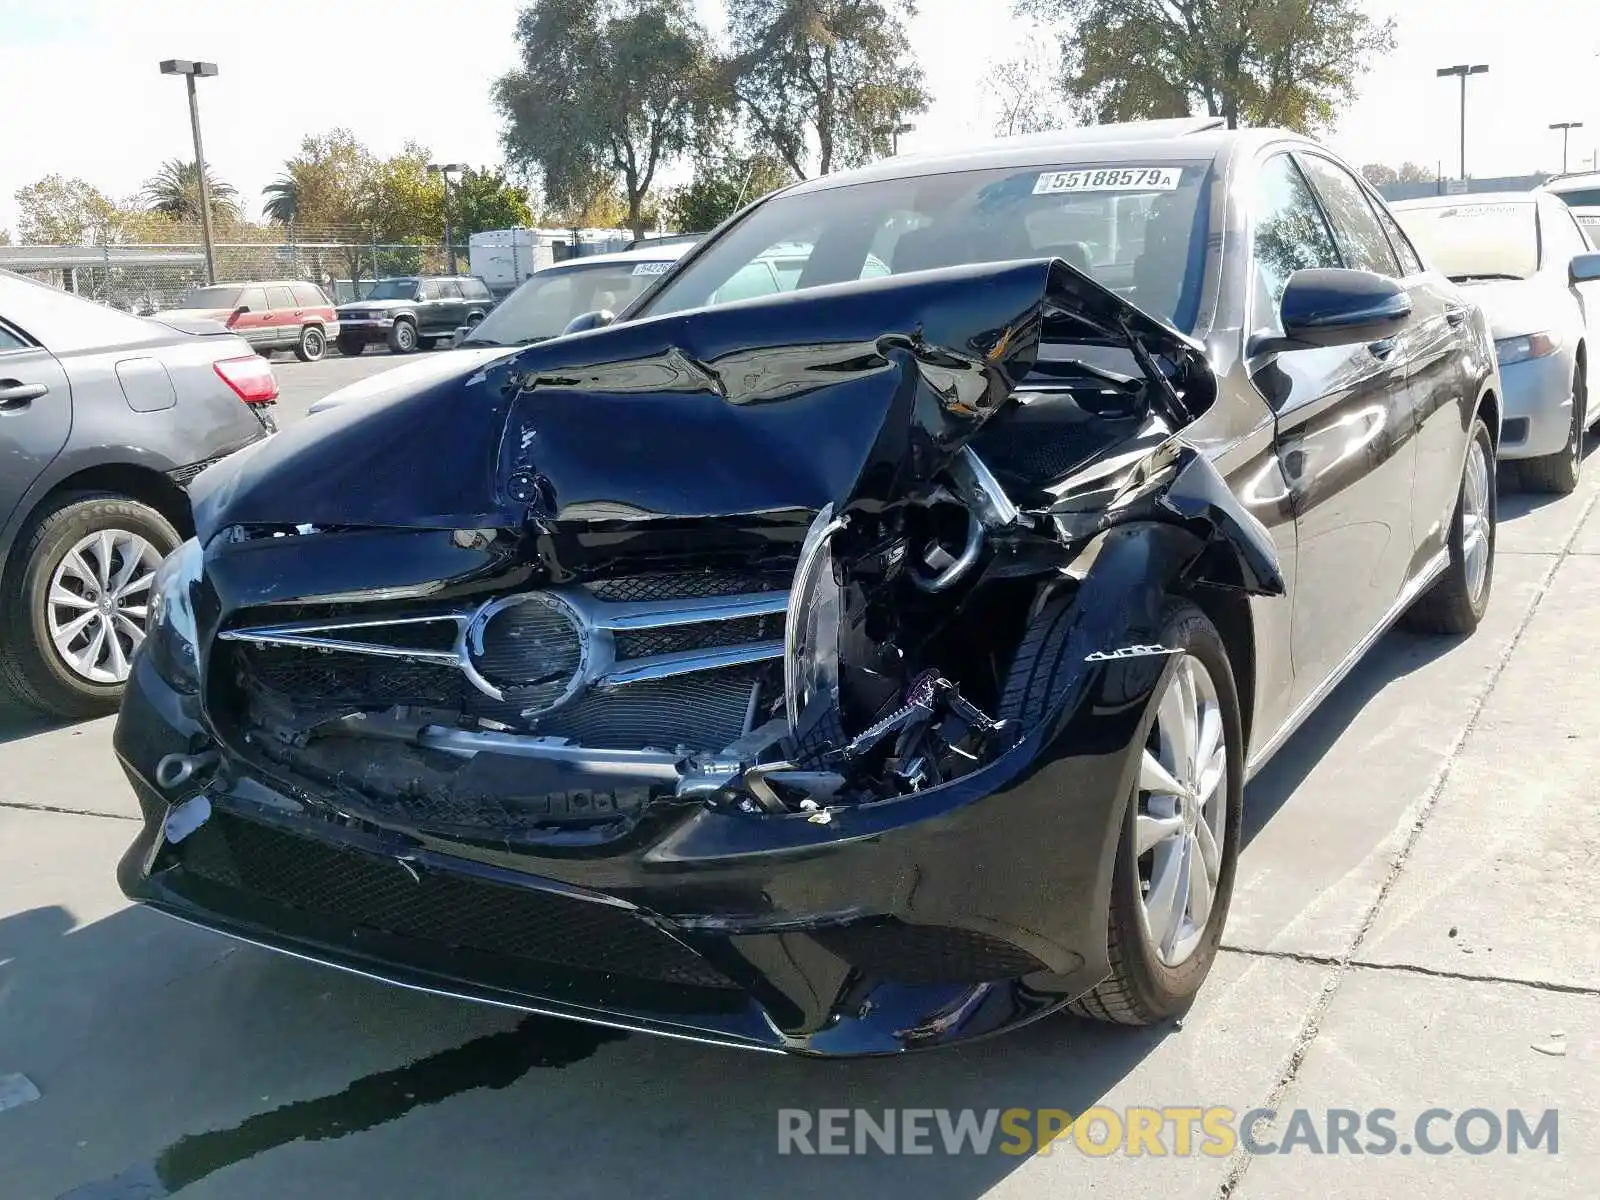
[1393,191,1600,493]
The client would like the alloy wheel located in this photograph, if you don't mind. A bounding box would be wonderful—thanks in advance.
[1461,438,1492,606]
[1135,654,1227,967]
[45,529,160,684]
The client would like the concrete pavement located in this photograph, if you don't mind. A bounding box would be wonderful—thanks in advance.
[1,435,1597,1198]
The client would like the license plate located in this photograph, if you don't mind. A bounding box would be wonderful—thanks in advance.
[1033,167,1183,195]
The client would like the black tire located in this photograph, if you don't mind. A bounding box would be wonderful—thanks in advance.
[0,493,180,719]
[294,324,327,363]
[256,345,274,359]
[998,594,1244,1026]
[386,319,418,354]
[1403,415,1496,635]
[1515,367,1585,495]
[336,335,364,357]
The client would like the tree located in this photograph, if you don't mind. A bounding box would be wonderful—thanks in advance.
[13,175,121,243]
[265,130,377,233]
[666,150,795,230]
[1397,161,1436,184]
[725,0,929,178]
[987,34,1068,137]
[1359,162,1398,186]
[139,158,240,223]
[451,167,535,236]
[495,0,717,238]
[261,175,300,224]
[1018,0,1395,132]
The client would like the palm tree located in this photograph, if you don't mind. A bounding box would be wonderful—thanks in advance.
[261,174,300,225]
[139,159,239,223]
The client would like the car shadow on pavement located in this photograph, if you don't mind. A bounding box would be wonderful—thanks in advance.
[2,897,1177,1200]
[0,699,73,748]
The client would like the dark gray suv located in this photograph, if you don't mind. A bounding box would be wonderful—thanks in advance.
[334,275,495,355]
[0,270,273,718]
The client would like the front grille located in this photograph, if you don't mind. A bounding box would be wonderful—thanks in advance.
[813,919,1048,984]
[506,666,767,750]
[586,571,787,603]
[613,614,779,661]
[238,644,464,707]
[180,810,739,989]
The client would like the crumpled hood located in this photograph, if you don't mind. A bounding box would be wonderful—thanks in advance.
[189,258,1209,541]
[1455,277,1571,340]
[307,346,516,415]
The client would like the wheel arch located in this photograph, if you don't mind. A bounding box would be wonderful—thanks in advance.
[4,463,193,573]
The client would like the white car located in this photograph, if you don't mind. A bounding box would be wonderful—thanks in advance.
[1393,191,1600,493]
[1540,171,1600,240]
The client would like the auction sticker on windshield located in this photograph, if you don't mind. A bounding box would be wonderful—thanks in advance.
[1034,167,1183,194]
[632,261,673,275]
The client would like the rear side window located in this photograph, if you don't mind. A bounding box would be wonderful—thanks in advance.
[1251,153,1341,313]
[266,285,296,310]
[1297,154,1402,277]
[437,280,463,299]
[290,282,328,307]
[460,278,491,300]
[419,280,443,300]
[239,287,269,312]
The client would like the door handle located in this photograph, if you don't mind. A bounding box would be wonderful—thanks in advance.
[0,380,48,410]
[1445,306,1469,327]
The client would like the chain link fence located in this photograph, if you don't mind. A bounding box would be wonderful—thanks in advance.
[1,225,459,314]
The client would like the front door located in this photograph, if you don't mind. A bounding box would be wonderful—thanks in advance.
[230,285,272,346]
[1246,151,1420,707]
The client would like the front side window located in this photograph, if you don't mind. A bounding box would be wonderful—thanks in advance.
[1251,154,1341,315]
[1296,154,1401,277]
[0,325,27,352]
[636,160,1213,331]
[437,281,463,300]
[1538,200,1589,265]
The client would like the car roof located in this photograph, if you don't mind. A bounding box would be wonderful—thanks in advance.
[780,119,1300,198]
[1391,192,1542,210]
[541,242,694,271]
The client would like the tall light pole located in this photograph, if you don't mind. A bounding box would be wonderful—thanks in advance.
[875,121,916,156]
[1550,121,1584,174]
[1436,64,1488,183]
[427,163,465,274]
[159,59,220,285]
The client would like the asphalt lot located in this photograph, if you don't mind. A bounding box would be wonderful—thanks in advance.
[2,361,1597,1197]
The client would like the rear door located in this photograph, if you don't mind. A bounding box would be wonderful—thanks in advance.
[264,284,298,348]
[434,280,466,331]
[0,318,72,530]
[230,285,273,345]
[1247,150,1418,705]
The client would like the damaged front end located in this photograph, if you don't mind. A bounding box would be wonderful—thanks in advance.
[117,258,1282,1053]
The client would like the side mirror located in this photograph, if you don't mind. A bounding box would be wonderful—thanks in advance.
[1248,268,1412,356]
[232,305,251,315]
[1569,252,1600,285]
[562,310,616,336]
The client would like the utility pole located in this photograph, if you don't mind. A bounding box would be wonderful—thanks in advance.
[1550,122,1584,174]
[1436,63,1488,182]
[159,60,220,285]
[875,121,916,157]
[427,163,465,274]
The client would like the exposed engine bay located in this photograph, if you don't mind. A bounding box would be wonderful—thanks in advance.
[184,258,1280,843]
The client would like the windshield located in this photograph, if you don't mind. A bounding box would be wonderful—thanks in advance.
[1394,203,1538,280]
[182,286,242,309]
[366,279,420,301]
[464,260,674,346]
[635,161,1212,331]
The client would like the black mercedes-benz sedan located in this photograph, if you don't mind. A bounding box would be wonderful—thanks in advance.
[113,117,1501,1056]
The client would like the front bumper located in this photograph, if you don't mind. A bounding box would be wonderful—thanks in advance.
[113,650,1145,1056]
[335,317,396,343]
[1495,349,1574,459]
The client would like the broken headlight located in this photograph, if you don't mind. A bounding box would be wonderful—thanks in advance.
[145,538,203,693]
[784,504,847,735]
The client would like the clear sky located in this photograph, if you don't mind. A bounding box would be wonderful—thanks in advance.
[2,0,1598,234]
